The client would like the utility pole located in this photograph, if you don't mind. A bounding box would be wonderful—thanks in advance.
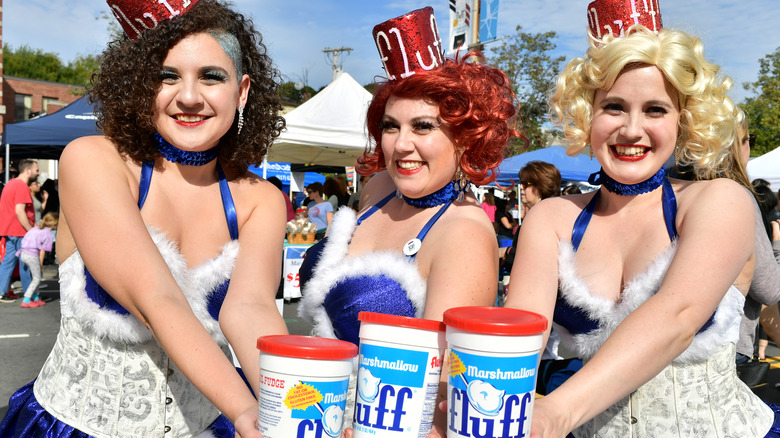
[323,47,353,82]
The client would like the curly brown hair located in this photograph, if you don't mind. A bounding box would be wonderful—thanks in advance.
[357,53,519,186]
[90,0,285,173]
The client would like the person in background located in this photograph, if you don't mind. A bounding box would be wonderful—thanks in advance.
[348,173,373,212]
[299,7,517,435]
[562,183,582,195]
[17,212,58,308]
[38,179,59,265]
[0,1,287,436]
[305,181,333,239]
[495,189,517,249]
[268,176,295,222]
[506,1,780,435]
[324,176,349,210]
[39,179,59,219]
[28,180,42,224]
[0,160,38,302]
[480,190,497,224]
[501,160,561,278]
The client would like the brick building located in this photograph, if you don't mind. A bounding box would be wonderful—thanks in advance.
[2,76,82,131]
[0,0,81,181]
[0,0,82,136]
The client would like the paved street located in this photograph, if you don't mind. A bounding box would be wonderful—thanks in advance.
[3,266,780,421]
[0,265,314,418]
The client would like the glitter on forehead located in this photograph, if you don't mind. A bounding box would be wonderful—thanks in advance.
[209,31,243,79]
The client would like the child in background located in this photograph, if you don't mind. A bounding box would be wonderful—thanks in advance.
[18,212,57,308]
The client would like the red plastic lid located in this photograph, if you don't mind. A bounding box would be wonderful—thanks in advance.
[257,335,357,360]
[443,307,548,336]
[358,311,445,332]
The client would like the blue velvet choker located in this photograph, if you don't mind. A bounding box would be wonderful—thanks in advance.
[588,166,666,196]
[155,133,220,166]
[402,180,468,208]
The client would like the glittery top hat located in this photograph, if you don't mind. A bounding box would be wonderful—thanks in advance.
[106,0,199,39]
[372,7,444,81]
[587,0,662,39]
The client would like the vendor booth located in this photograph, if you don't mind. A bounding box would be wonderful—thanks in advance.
[3,96,100,159]
[248,161,325,193]
[496,146,601,185]
[747,147,780,189]
[495,146,601,184]
[267,72,373,167]
[3,96,101,180]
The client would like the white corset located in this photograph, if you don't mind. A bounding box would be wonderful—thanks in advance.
[34,227,240,437]
[573,343,773,437]
[35,316,229,437]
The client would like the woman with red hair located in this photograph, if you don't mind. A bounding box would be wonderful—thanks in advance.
[298,7,517,435]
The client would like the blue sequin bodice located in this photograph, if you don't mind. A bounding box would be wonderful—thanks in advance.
[298,196,450,346]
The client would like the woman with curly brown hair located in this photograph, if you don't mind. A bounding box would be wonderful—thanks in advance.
[0,1,286,437]
[297,7,518,435]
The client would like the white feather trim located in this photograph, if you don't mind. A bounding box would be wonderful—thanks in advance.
[299,207,427,339]
[557,239,743,364]
[59,226,238,344]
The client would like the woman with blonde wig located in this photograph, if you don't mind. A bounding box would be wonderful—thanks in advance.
[504,1,780,436]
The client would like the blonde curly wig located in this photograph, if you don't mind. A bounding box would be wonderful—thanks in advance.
[549,26,738,180]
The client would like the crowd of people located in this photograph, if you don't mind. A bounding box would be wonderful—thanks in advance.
[1,0,780,437]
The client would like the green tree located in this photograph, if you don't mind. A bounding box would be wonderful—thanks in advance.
[277,81,317,103]
[488,26,566,155]
[4,44,98,89]
[4,44,64,83]
[61,54,102,88]
[743,47,780,157]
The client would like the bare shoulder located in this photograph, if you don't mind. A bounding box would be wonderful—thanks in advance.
[228,170,286,213]
[440,200,496,240]
[59,136,138,186]
[60,136,127,169]
[523,193,594,238]
[673,177,753,213]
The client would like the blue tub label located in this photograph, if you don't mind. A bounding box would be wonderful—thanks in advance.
[354,342,443,437]
[447,348,539,438]
[258,372,350,438]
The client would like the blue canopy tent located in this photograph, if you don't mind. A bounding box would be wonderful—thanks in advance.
[3,96,101,162]
[248,161,325,191]
[494,146,601,185]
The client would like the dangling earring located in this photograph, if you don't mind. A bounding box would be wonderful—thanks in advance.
[395,189,403,199]
[456,168,470,202]
[588,146,594,159]
[237,106,245,135]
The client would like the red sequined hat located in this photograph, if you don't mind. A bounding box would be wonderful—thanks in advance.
[106,0,199,39]
[587,0,662,39]
[372,7,444,81]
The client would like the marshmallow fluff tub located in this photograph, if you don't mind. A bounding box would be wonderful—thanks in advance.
[443,307,547,438]
[353,311,447,438]
[256,335,357,438]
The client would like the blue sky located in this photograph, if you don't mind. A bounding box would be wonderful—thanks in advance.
[5,1,779,103]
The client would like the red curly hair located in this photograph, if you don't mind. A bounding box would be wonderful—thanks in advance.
[357,53,519,185]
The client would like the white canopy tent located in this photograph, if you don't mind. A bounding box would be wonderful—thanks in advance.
[747,147,780,189]
[266,72,373,167]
